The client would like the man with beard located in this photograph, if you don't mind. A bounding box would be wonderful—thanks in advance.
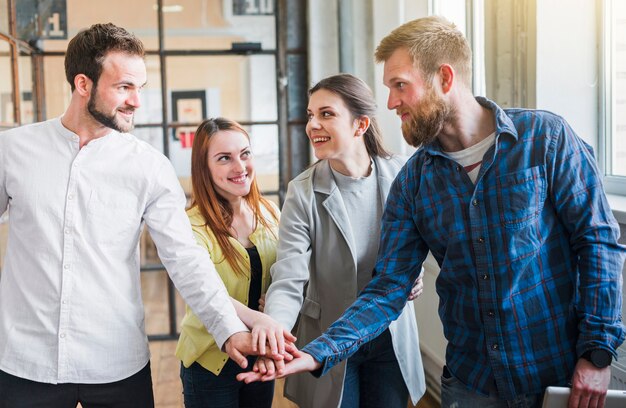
[238,16,626,408]
[0,23,291,408]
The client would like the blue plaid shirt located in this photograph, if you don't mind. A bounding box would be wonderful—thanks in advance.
[302,97,626,400]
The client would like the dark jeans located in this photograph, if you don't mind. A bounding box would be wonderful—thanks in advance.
[180,357,274,408]
[340,329,408,408]
[440,366,542,408]
[0,362,154,408]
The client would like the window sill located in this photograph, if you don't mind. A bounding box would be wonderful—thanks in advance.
[607,194,626,225]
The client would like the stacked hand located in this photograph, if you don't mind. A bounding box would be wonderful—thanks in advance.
[237,349,322,383]
[223,299,298,369]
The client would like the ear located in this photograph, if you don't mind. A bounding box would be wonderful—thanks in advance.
[355,115,370,136]
[74,74,93,97]
[438,64,454,94]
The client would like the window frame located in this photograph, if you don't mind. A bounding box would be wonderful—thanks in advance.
[600,0,626,196]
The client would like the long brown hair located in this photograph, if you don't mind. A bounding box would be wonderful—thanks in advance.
[190,118,279,276]
[309,73,390,158]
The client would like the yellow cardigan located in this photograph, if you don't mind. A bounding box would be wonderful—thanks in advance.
[175,202,279,375]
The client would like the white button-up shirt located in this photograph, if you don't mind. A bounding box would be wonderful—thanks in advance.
[0,118,247,384]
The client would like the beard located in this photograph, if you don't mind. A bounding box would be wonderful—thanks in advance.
[401,87,453,148]
[87,88,135,133]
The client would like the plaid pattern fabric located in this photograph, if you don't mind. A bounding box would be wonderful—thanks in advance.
[302,97,626,400]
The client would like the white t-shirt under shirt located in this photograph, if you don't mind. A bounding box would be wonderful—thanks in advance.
[444,132,496,184]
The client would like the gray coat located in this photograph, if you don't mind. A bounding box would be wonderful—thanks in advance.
[265,155,426,408]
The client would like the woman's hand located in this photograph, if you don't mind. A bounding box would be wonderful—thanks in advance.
[249,310,297,357]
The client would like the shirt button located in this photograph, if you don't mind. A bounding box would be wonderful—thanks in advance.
[477,237,485,243]
[487,310,495,317]
[63,264,70,269]
[64,228,70,234]
[62,300,67,304]
[456,165,462,172]
[482,274,489,280]
[491,344,498,350]
[68,194,74,200]
[60,333,66,338]
[472,199,478,206]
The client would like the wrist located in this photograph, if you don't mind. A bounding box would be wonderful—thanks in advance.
[581,349,613,368]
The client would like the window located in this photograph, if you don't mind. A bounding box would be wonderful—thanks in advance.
[603,0,626,194]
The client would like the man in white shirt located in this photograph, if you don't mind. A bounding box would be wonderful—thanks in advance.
[0,23,283,408]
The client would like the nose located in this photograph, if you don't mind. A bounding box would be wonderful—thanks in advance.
[233,157,246,172]
[387,91,400,111]
[127,89,141,109]
[307,115,321,133]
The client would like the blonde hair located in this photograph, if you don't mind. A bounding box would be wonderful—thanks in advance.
[375,16,472,88]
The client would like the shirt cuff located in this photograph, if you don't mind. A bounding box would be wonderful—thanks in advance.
[211,315,249,350]
[302,337,339,377]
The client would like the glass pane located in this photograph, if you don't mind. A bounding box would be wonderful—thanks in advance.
[141,268,185,337]
[166,54,277,123]
[0,40,15,126]
[163,0,275,51]
[43,56,69,118]
[249,124,279,193]
[133,126,164,155]
[0,0,8,34]
[612,0,626,177]
[34,0,158,52]
[18,56,34,124]
[134,55,163,125]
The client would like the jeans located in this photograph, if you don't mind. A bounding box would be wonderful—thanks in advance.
[440,366,542,408]
[180,357,274,408]
[0,362,154,408]
[339,329,408,408]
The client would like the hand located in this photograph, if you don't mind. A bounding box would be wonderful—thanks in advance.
[224,332,254,369]
[258,294,266,313]
[237,349,321,383]
[249,310,297,357]
[568,357,611,408]
[253,355,283,377]
[407,272,424,301]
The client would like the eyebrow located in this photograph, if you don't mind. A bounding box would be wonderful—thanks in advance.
[212,146,251,157]
[114,80,148,88]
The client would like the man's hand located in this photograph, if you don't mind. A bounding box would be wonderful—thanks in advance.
[258,294,266,313]
[408,271,424,301]
[224,332,254,369]
[568,357,611,408]
[236,350,321,383]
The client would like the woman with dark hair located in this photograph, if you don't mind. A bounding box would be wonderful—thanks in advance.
[252,74,426,408]
[175,118,294,408]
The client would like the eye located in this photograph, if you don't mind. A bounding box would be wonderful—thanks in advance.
[321,111,333,118]
[217,155,230,162]
[306,112,313,121]
[241,150,252,159]
[396,82,405,89]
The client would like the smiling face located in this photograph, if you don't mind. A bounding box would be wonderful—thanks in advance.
[383,47,451,147]
[86,51,146,133]
[306,89,362,161]
[207,129,255,203]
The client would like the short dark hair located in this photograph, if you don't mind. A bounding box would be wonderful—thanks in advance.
[64,23,145,92]
[309,74,390,158]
